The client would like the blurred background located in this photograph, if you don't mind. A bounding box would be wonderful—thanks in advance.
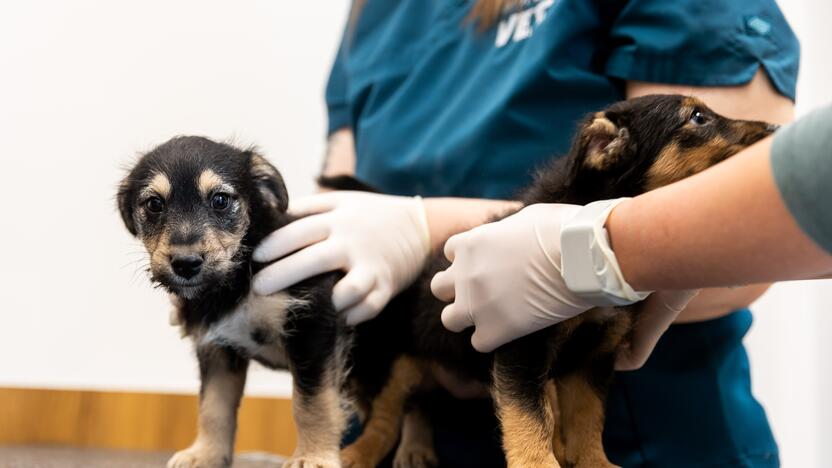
[0,0,829,466]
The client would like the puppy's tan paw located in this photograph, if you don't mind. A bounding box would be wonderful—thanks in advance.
[393,444,438,468]
[166,446,230,468]
[340,445,373,468]
[283,453,341,468]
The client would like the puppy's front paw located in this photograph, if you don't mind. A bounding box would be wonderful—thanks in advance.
[167,446,230,468]
[393,444,438,468]
[283,453,341,468]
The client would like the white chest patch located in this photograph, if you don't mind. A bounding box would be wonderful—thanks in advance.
[202,292,308,368]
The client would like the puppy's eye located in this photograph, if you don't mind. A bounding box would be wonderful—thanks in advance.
[145,197,165,214]
[690,109,709,126]
[211,193,231,211]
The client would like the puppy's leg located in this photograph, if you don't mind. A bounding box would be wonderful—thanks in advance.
[284,309,349,468]
[556,368,617,468]
[392,404,438,468]
[168,345,248,468]
[492,336,560,468]
[558,315,629,468]
[545,379,566,465]
[341,356,425,468]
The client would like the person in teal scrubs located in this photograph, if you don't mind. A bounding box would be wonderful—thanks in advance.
[254,0,800,466]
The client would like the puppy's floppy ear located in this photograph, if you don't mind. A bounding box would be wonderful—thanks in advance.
[248,151,289,213]
[580,112,632,170]
[117,177,137,236]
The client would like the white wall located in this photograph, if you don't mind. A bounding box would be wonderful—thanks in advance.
[0,1,830,466]
[0,0,351,396]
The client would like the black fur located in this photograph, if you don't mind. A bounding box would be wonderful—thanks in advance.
[344,95,777,464]
[117,135,344,403]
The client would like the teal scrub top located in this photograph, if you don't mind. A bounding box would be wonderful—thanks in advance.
[328,1,799,467]
[327,0,798,200]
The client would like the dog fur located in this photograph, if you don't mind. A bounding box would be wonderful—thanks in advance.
[118,94,775,468]
[340,94,777,468]
[118,138,352,468]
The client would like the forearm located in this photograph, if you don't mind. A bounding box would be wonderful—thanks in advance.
[423,198,522,252]
[607,136,832,291]
[321,128,357,177]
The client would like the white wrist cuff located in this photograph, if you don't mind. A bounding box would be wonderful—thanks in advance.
[412,196,431,254]
[560,198,651,306]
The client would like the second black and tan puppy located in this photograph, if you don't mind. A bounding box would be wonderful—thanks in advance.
[341,94,777,468]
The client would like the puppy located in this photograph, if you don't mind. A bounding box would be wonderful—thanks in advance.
[341,95,777,468]
[118,137,351,468]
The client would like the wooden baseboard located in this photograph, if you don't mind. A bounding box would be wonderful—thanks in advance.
[0,387,297,456]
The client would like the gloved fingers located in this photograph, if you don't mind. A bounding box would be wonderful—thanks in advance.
[252,240,345,296]
[470,327,501,354]
[332,268,376,311]
[615,289,700,371]
[344,287,391,326]
[430,265,457,302]
[442,231,469,262]
[440,302,473,333]
[252,214,331,263]
[288,191,346,216]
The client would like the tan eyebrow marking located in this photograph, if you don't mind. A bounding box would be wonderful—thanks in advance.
[197,169,224,197]
[681,96,707,120]
[147,173,171,198]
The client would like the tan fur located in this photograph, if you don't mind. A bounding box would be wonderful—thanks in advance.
[168,346,246,468]
[552,313,630,468]
[545,380,566,465]
[492,366,560,468]
[393,407,438,468]
[287,373,347,468]
[645,137,731,191]
[557,376,617,468]
[148,172,172,199]
[197,169,224,198]
[583,116,628,170]
[494,396,560,467]
[341,357,426,468]
[146,229,172,276]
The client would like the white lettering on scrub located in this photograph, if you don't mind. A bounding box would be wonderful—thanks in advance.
[495,0,555,48]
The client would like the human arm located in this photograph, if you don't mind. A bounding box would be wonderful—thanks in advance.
[608,106,832,291]
[625,71,795,322]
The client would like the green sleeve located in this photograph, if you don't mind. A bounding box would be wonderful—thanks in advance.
[771,104,832,254]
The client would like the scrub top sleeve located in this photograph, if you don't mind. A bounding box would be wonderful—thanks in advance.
[604,0,800,100]
[771,104,832,255]
[325,37,352,136]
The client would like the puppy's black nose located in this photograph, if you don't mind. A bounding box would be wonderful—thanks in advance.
[171,255,203,279]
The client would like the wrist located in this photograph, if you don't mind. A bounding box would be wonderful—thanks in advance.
[604,198,645,291]
[423,198,522,252]
[560,199,651,306]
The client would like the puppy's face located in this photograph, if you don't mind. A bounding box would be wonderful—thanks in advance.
[118,136,288,299]
[573,94,777,195]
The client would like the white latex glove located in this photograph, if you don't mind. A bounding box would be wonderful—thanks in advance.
[431,203,595,352]
[252,191,430,325]
[614,289,700,371]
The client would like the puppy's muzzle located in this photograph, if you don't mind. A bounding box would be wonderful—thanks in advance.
[171,254,204,279]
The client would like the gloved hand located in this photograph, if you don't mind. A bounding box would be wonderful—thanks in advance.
[252,191,431,325]
[614,289,699,371]
[431,203,595,352]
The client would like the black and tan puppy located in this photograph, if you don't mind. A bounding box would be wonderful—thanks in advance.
[341,95,777,468]
[118,137,351,468]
